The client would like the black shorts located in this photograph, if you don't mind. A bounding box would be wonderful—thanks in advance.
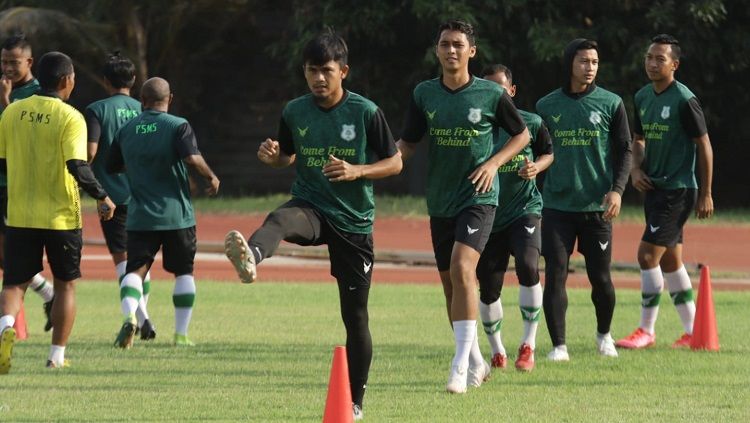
[541,208,612,261]
[430,205,496,271]
[126,227,197,276]
[0,186,7,233]
[279,199,374,287]
[3,227,82,285]
[100,204,128,254]
[642,188,697,247]
[481,214,542,269]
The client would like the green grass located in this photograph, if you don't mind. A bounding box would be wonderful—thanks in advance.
[2,281,748,422]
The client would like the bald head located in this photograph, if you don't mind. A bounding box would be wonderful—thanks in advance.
[141,77,171,109]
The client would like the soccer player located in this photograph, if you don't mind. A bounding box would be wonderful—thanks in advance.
[0,52,115,372]
[397,21,529,393]
[86,52,156,340]
[223,30,401,420]
[0,34,54,330]
[616,34,714,349]
[477,64,553,372]
[107,77,219,349]
[535,39,632,361]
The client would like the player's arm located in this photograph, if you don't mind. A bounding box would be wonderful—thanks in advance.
[630,99,653,192]
[85,108,102,163]
[0,76,12,109]
[324,108,402,181]
[176,122,220,196]
[602,101,633,220]
[682,97,713,219]
[260,116,296,168]
[518,121,553,179]
[395,95,426,161]
[470,91,529,193]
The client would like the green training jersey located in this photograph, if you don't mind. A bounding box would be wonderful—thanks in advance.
[278,91,397,234]
[0,78,40,186]
[634,81,706,190]
[402,77,527,218]
[110,110,197,231]
[492,110,552,232]
[536,86,625,212]
[85,94,141,205]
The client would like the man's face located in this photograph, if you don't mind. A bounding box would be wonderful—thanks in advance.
[303,60,348,101]
[1,47,33,84]
[571,49,598,87]
[60,72,76,101]
[435,30,476,73]
[645,43,678,83]
[484,71,516,97]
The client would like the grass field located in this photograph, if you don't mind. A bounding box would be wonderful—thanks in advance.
[2,281,748,422]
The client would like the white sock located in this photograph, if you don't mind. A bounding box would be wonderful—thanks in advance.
[120,273,142,320]
[451,320,476,370]
[115,261,127,278]
[664,265,695,334]
[0,315,15,330]
[48,345,65,365]
[519,284,543,349]
[29,274,54,302]
[173,274,196,336]
[468,332,484,368]
[640,267,664,334]
[479,299,505,356]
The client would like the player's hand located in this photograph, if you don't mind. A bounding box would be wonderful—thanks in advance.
[205,175,220,196]
[601,191,622,221]
[630,168,654,192]
[695,193,714,219]
[258,138,281,165]
[323,155,361,182]
[469,161,499,194]
[97,197,116,221]
[0,76,12,105]
[517,156,539,180]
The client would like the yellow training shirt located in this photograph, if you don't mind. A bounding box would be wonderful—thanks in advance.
[0,95,86,230]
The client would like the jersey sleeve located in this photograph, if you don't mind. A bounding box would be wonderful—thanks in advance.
[85,107,102,143]
[532,121,553,157]
[277,115,295,156]
[174,122,201,159]
[366,108,397,159]
[400,95,427,143]
[680,97,708,138]
[495,91,526,136]
[61,113,88,162]
[609,101,633,195]
[0,115,6,159]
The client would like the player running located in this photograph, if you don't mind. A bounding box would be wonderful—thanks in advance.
[397,21,529,393]
[476,64,553,372]
[536,39,632,361]
[223,29,401,420]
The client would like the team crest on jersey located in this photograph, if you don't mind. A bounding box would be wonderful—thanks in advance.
[468,108,482,124]
[340,124,356,141]
[589,111,602,125]
[661,106,671,119]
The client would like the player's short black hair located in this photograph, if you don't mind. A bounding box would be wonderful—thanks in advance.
[576,39,598,52]
[651,34,681,60]
[37,51,73,91]
[1,33,32,53]
[436,20,476,46]
[481,64,512,84]
[103,51,136,89]
[302,28,348,67]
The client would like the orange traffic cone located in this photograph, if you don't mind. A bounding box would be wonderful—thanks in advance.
[322,346,353,423]
[690,265,719,351]
[13,303,28,340]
